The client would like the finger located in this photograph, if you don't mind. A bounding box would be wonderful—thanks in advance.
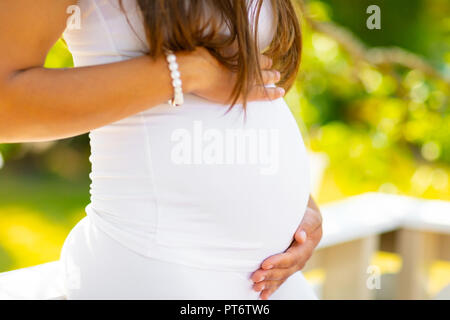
[253,280,280,292]
[250,269,267,283]
[252,280,267,292]
[260,287,277,300]
[259,70,281,86]
[295,223,322,245]
[258,54,273,69]
[266,268,295,281]
[294,207,322,243]
[304,222,323,245]
[295,230,307,244]
[261,251,297,270]
[285,238,318,270]
[251,266,294,283]
[248,86,285,102]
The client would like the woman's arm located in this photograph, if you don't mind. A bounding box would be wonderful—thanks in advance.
[0,0,283,143]
[251,195,323,300]
[0,0,193,142]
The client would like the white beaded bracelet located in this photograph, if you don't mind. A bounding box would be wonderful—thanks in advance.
[165,50,184,107]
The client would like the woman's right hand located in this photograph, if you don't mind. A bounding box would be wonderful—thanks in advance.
[180,47,285,104]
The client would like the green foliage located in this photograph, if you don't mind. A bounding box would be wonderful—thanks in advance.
[44,39,73,69]
[284,0,449,202]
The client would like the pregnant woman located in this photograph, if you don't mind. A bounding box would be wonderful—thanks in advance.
[0,0,323,299]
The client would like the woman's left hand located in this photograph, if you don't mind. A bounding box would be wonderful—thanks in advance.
[250,196,323,300]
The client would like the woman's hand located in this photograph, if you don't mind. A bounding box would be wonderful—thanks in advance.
[183,47,285,104]
[250,196,323,300]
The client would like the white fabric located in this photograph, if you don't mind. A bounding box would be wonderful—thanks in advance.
[61,0,315,299]
[61,216,317,299]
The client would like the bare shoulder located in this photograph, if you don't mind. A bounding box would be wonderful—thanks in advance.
[0,0,77,72]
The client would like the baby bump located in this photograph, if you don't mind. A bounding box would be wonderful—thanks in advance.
[88,97,311,260]
[144,100,311,255]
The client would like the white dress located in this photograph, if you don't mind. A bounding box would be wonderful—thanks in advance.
[60,0,317,299]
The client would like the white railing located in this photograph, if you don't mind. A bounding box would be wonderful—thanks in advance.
[307,193,450,299]
[0,192,449,300]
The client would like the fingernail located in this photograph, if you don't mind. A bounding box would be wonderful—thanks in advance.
[258,276,265,282]
[277,88,285,96]
[265,264,273,270]
[300,230,307,242]
[275,71,281,81]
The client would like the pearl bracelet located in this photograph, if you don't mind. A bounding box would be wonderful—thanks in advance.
[165,50,184,107]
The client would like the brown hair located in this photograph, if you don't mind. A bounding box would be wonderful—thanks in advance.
[123,0,301,109]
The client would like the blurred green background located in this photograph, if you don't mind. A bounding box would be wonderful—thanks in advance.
[0,0,448,273]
